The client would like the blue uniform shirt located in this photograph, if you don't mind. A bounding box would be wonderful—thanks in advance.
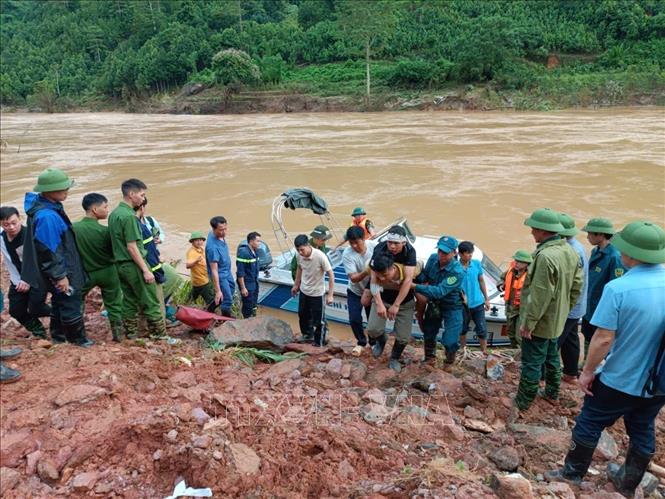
[236,244,259,290]
[584,243,625,321]
[567,238,589,319]
[591,264,665,397]
[460,259,485,309]
[414,254,464,309]
[206,233,233,282]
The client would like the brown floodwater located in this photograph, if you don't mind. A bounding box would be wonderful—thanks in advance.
[2,109,664,335]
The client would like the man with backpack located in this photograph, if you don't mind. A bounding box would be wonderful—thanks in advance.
[546,221,665,496]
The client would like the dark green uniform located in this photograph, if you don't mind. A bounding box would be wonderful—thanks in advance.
[108,201,164,338]
[72,216,123,339]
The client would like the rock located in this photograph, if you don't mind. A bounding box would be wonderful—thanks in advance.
[341,363,352,379]
[486,355,505,380]
[463,405,483,420]
[25,450,42,475]
[94,481,114,494]
[0,467,20,491]
[465,357,486,375]
[360,403,397,424]
[464,419,494,433]
[0,429,38,467]
[54,384,106,407]
[191,407,211,426]
[72,472,99,491]
[203,417,231,432]
[152,450,163,461]
[261,358,302,379]
[37,458,60,481]
[362,388,387,405]
[213,451,223,460]
[337,459,354,480]
[441,423,466,441]
[349,361,368,382]
[192,435,211,449]
[325,358,343,377]
[545,481,575,499]
[424,371,463,394]
[593,431,618,461]
[208,317,294,350]
[169,371,197,388]
[284,343,328,355]
[228,443,260,475]
[34,339,52,348]
[180,82,206,96]
[406,406,429,419]
[491,473,534,499]
[165,429,178,442]
[639,471,659,496]
[489,447,521,472]
[510,424,569,455]
[463,380,489,401]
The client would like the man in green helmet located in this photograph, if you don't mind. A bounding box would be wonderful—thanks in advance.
[513,208,583,415]
[21,168,94,347]
[497,249,532,348]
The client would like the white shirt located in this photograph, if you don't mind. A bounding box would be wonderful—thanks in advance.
[0,228,22,286]
[297,247,332,297]
[342,240,376,295]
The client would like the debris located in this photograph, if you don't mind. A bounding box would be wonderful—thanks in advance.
[164,479,213,499]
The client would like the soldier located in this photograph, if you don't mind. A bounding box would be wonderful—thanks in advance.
[350,207,376,239]
[22,168,93,347]
[513,208,583,415]
[497,250,532,348]
[108,178,165,339]
[72,193,124,342]
[546,221,665,496]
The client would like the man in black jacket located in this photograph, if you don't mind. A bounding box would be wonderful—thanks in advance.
[21,168,93,347]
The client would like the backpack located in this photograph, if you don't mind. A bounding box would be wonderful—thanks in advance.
[643,329,665,396]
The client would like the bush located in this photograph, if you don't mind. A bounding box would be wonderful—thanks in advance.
[387,58,454,89]
[211,48,261,86]
[260,55,286,84]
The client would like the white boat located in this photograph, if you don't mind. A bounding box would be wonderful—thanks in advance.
[257,189,510,346]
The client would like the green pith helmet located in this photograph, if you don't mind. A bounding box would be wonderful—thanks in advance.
[189,231,206,242]
[513,249,533,264]
[558,213,579,237]
[33,168,74,193]
[310,224,332,241]
[524,208,565,233]
[611,221,665,264]
[351,207,366,217]
[582,217,615,235]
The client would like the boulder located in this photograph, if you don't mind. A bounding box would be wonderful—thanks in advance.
[325,358,343,377]
[593,431,618,461]
[510,424,569,456]
[72,472,99,491]
[0,467,20,491]
[208,317,294,350]
[191,407,211,426]
[486,355,505,381]
[228,443,260,475]
[0,430,38,468]
[261,358,302,379]
[360,403,397,425]
[544,481,575,499]
[489,447,522,472]
[54,385,106,407]
[491,473,534,499]
[464,419,494,434]
[180,82,206,96]
[192,435,211,449]
[37,458,60,482]
[362,388,387,405]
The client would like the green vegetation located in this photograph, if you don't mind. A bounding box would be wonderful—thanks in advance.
[204,338,307,367]
[1,0,664,110]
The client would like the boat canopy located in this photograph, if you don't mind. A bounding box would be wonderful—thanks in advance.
[282,188,328,215]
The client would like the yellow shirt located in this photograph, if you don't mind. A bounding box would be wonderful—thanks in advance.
[187,246,209,287]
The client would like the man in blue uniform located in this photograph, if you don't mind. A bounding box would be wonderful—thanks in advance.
[413,236,465,365]
[546,221,665,496]
[237,232,261,318]
[206,216,234,318]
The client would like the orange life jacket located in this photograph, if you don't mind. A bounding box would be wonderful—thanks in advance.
[504,261,526,307]
[351,217,371,240]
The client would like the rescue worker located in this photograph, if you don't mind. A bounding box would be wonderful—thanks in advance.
[186,231,215,311]
[546,221,665,496]
[350,207,376,240]
[497,249,532,348]
[0,206,50,338]
[22,168,93,347]
[206,216,235,318]
[72,193,124,342]
[108,178,165,339]
[513,208,583,415]
[237,232,261,318]
[581,217,625,360]
[413,236,465,365]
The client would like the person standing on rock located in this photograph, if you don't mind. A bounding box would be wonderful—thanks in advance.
[72,193,124,342]
[236,231,262,318]
[206,216,235,318]
[412,236,465,366]
[546,221,665,496]
[497,249,532,348]
[513,208,583,414]
[291,234,334,346]
[0,206,50,339]
[458,240,490,355]
[581,217,625,362]
[21,168,93,347]
[343,226,376,355]
[108,178,165,339]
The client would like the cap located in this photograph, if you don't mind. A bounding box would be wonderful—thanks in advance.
[582,217,615,235]
[524,208,565,233]
[558,213,579,237]
[512,249,533,263]
[351,207,366,217]
[310,225,332,241]
[611,221,665,264]
[189,231,206,242]
[437,235,458,253]
[33,168,74,193]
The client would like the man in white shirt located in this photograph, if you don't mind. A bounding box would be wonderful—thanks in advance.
[291,234,334,347]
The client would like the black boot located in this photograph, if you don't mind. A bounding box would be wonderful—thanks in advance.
[389,342,407,372]
[545,438,596,484]
[608,446,653,496]
[63,319,95,348]
[110,320,123,342]
[422,337,437,363]
[371,334,387,358]
[24,318,47,339]
[49,316,66,344]
[444,349,456,365]
[313,327,326,347]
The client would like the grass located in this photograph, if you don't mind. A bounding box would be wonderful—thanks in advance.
[395,458,480,488]
[204,338,307,367]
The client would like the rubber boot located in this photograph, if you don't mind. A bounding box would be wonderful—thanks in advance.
[24,318,47,339]
[545,438,596,484]
[123,317,140,339]
[49,316,66,344]
[63,319,95,348]
[0,363,21,384]
[389,342,407,372]
[147,318,167,340]
[0,347,22,360]
[444,349,456,365]
[371,334,387,358]
[422,337,437,364]
[110,320,123,342]
[607,446,653,497]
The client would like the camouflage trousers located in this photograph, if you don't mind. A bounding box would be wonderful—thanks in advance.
[505,304,521,348]
[515,336,561,410]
